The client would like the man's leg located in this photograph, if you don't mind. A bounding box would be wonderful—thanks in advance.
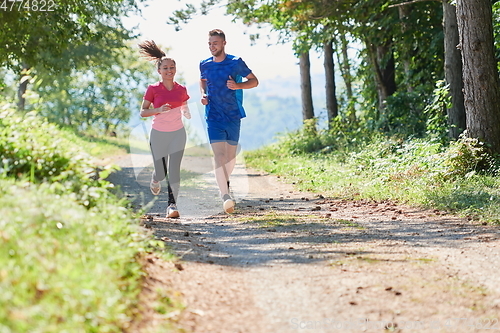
[211,142,233,196]
[225,143,238,188]
[211,141,239,214]
[207,119,241,213]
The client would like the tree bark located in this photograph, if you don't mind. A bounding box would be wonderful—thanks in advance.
[299,51,314,121]
[399,5,413,92]
[17,65,30,111]
[456,0,500,153]
[336,32,356,123]
[367,40,397,111]
[323,39,338,129]
[443,1,465,139]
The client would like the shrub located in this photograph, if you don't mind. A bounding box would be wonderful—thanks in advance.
[275,118,323,155]
[437,133,496,180]
[0,109,117,208]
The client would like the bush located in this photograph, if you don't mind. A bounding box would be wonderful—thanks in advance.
[437,133,496,180]
[248,130,500,222]
[0,180,150,332]
[273,117,376,157]
[0,106,168,331]
[275,118,323,155]
[0,109,117,208]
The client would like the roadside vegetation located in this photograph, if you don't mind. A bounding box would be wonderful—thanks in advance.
[0,106,175,332]
[246,112,500,225]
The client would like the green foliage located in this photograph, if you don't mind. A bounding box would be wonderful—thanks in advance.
[0,108,116,208]
[438,134,496,181]
[0,179,148,332]
[31,43,157,133]
[270,116,375,156]
[424,80,452,143]
[247,131,500,223]
[275,118,323,155]
[169,0,448,141]
[493,2,500,66]
[379,88,428,136]
[0,0,143,73]
[0,106,174,331]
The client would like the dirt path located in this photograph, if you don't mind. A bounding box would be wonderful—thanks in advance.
[108,152,500,333]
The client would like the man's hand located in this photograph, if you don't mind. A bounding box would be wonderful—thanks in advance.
[226,75,238,90]
[201,94,209,105]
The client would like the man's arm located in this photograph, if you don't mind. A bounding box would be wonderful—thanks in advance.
[227,73,259,90]
[200,79,208,105]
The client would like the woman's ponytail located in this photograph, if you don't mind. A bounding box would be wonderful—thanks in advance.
[138,40,168,68]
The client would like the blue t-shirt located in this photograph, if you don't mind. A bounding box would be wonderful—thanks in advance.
[200,54,252,121]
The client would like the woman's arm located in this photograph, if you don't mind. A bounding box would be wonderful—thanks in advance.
[181,101,191,119]
[140,99,171,117]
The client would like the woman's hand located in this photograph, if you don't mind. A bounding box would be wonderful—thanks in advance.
[182,105,191,119]
[158,103,171,113]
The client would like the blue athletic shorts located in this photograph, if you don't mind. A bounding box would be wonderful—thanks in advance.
[207,119,241,146]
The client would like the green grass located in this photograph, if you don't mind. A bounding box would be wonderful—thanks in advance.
[58,127,132,159]
[0,180,153,332]
[245,134,500,224]
[237,211,304,227]
[0,108,178,332]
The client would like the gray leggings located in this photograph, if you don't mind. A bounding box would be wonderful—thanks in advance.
[150,127,187,204]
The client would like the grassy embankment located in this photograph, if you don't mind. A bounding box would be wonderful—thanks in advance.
[245,121,500,224]
[0,107,179,332]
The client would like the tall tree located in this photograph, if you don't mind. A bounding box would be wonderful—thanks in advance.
[323,39,339,127]
[366,39,397,111]
[335,31,356,122]
[300,51,315,121]
[0,0,142,110]
[443,1,465,139]
[34,44,156,133]
[170,0,445,136]
[456,0,500,153]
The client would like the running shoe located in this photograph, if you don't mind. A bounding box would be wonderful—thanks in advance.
[222,194,235,214]
[150,178,161,195]
[166,204,180,218]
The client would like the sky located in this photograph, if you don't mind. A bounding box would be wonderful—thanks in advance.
[122,0,325,88]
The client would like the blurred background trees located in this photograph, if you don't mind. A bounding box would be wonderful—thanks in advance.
[171,0,500,154]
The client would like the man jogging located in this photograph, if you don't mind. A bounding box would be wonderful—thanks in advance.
[200,29,259,214]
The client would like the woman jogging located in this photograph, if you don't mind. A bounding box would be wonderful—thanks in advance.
[139,40,191,218]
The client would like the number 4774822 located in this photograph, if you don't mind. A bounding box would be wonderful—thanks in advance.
[0,0,56,11]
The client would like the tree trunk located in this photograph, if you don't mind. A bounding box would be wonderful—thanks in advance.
[456,0,500,153]
[323,39,338,129]
[17,65,30,111]
[299,51,314,121]
[367,40,397,111]
[399,5,413,92]
[336,32,356,123]
[443,1,466,139]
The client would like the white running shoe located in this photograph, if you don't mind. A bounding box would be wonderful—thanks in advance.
[166,204,180,218]
[150,178,161,195]
[222,194,235,214]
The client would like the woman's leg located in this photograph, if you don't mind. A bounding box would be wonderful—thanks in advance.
[167,128,187,205]
[150,129,170,182]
